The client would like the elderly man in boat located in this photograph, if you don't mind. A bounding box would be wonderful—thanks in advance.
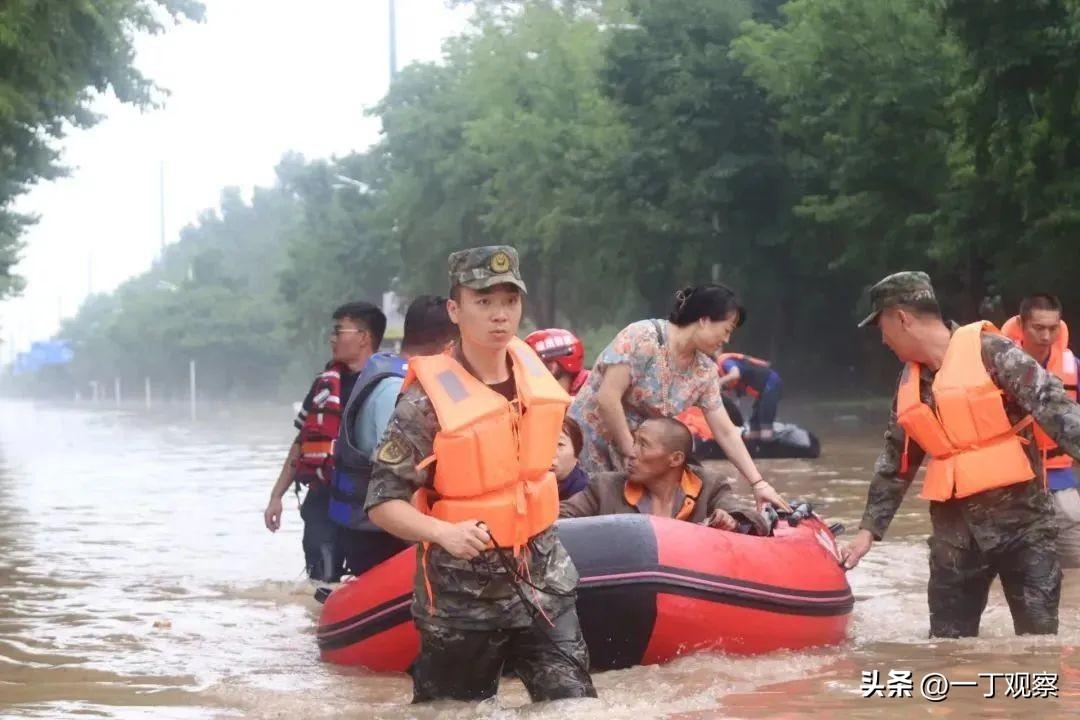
[559,417,770,534]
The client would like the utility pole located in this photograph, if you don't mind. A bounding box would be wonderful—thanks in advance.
[159,160,166,254]
[389,0,398,83]
[189,359,197,422]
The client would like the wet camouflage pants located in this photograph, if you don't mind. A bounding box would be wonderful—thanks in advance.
[927,522,1061,637]
[411,607,596,703]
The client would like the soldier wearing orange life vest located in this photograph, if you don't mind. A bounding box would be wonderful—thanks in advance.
[1001,293,1080,568]
[841,272,1080,638]
[365,246,595,705]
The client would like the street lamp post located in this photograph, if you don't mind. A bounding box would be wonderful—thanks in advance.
[389,0,398,83]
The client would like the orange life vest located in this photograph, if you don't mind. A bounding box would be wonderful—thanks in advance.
[896,321,1035,502]
[623,468,702,520]
[1001,315,1078,470]
[407,337,570,550]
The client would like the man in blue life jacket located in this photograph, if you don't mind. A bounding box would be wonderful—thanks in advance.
[330,295,459,576]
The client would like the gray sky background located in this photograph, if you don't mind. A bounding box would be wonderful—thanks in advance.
[0,0,471,363]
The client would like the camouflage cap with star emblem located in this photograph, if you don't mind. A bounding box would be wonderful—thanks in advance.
[858,271,938,327]
[447,245,527,294]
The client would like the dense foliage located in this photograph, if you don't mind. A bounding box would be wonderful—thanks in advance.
[13,0,1080,399]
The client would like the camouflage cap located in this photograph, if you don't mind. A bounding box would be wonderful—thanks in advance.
[858,271,937,327]
[447,245,528,294]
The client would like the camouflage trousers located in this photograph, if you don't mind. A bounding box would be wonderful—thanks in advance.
[411,607,596,703]
[927,520,1061,638]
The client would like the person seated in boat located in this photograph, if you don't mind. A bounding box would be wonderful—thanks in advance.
[525,328,590,395]
[553,417,589,500]
[559,417,769,534]
[566,283,788,513]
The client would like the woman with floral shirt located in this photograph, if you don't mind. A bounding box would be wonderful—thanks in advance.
[568,284,788,511]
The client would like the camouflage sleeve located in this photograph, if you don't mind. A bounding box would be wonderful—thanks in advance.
[363,384,438,511]
[982,333,1080,461]
[859,374,925,541]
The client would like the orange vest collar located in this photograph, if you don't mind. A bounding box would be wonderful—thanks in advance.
[1002,314,1070,356]
[624,468,703,520]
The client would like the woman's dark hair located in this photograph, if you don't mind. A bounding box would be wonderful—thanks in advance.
[561,417,584,458]
[668,284,745,328]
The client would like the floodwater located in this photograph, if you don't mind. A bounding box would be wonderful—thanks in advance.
[1,398,1078,719]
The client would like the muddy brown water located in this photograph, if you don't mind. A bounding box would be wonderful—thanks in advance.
[1,399,1078,719]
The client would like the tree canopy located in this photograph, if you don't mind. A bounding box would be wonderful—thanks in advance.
[11,0,1080,400]
[0,0,203,298]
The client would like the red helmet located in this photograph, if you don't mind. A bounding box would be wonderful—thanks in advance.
[524,328,585,375]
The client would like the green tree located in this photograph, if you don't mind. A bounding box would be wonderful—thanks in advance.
[276,151,400,372]
[0,0,203,298]
[54,167,298,400]
[940,0,1080,313]
[374,0,631,328]
[600,0,796,354]
[733,0,975,344]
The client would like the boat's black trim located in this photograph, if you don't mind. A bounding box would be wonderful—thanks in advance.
[317,566,853,652]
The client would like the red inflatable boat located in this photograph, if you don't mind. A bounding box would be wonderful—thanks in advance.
[317,514,853,671]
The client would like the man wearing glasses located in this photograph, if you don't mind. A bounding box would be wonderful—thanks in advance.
[263,301,386,583]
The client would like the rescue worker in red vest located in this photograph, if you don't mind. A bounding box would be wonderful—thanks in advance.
[263,302,386,583]
[365,246,596,704]
[1000,293,1080,568]
[841,272,1080,638]
[525,328,590,395]
[717,352,782,440]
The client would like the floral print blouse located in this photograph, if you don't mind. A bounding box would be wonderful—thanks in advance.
[568,319,723,472]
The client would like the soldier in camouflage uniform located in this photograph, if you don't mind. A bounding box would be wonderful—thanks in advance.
[841,272,1080,637]
[365,245,596,704]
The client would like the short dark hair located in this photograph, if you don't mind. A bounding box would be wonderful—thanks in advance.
[894,298,942,320]
[561,417,584,458]
[669,284,745,328]
[644,417,694,463]
[402,295,457,351]
[332,301,387,347]
[1020,293,1062,321]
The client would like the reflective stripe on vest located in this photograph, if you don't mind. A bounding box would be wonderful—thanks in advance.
[896,321,1036,502]
[296,363,348,487]
[1001,316,1077,469]
[406,337,570,549]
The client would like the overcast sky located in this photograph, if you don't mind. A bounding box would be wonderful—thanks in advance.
[0,0,471,363]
